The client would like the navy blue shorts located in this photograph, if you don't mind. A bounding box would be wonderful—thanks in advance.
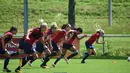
[18,38,25,50]
[85,41,94,49]
[51,41,60,51]
[23,42,35,54]
[62,43,73,49]
[35,42,47,53]
[0,49,7,54]
[0,44,7,54]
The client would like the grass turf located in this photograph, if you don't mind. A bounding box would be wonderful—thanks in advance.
[0,0,130,34]
[0,59,130,73]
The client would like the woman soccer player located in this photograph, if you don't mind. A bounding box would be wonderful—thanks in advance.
[0,26,17,72]
[40,24,67,68]
[81,29,105,63]
[27,23,58,66]
[15,23,49,73]
[52,24,87,67]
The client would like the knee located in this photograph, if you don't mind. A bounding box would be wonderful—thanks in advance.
[61,54,65,57]
[92,52,96,55]
[50,51,57,56]
[56,52,61,56]
[88,52,91,55]
[74,50,78,55]
[47,52,51,56]
[34,55,38,59]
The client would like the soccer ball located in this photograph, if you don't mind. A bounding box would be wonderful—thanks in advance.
[127,57,130,62]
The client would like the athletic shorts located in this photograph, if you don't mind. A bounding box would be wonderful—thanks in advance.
[85,41,94,49]
[62,43,73,49]
[35,42,47,53]
[23,42,35,54]
[18,38,25,50]
[0,43,7,54]
[51,41,60,51]
[0,49,7,54]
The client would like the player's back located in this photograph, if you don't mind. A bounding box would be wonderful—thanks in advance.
[66,30,78,44]
[51,29,66,43]
[25,28,43,44]
[87,32,100,45]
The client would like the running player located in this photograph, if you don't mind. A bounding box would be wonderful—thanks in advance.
[81,29,104,63]
[15,23,48,73]
[52,24,87,67]
[40,24,67,68]
[28,23,58,66]
[0,26,18,72]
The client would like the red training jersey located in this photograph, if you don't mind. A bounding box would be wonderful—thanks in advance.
[46,29,56,38]
[66,30,78,44]
[0,31,13,49]
[87,32,100,45]
[51,29,66,43]
[24,28,43,44]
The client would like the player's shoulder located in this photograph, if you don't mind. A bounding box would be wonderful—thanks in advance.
[4,31,13,36]
[57,29,66,33]
[69,30,78,34]
[32,27,40,32]
[92,32,100,37]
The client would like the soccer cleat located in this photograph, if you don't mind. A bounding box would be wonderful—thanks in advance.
[15,69,22,73]
[3,68,11,72]
[19,58,22,66]
[40,65,50,69]
[81,61,85,64]
[64,57,69,64]
[28,62,32,66]
[52,64,56,67]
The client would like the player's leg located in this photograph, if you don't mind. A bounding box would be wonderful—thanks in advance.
[1,51,11,72]
[40,52,46,62]
[15,53,37,73]
[66,46,78,60]
[15,42,36,72]
[52,48,67,67]
[28,51,43,66]
[28,42,42,66]
[28,51,38,66]
[81,41,93,63]
[40,47,51,68]
[81,49,92,63]
[92,49,96,55]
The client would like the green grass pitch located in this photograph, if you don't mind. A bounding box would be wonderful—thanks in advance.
[0,59,130,73]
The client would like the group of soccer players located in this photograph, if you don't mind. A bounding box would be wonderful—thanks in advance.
[0,22,104,73]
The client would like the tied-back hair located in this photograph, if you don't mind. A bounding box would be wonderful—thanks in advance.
[61,24,68,29]
[51,22,58,29]
[73,27,83,33]
[6,26,17,33]
[9,26,17,32]
[96,29,104,34]
[61,23,71,29]
[4,26,17,34]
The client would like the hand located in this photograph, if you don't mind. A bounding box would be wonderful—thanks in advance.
[4,48,8,52]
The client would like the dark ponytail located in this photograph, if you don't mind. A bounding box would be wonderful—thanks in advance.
[75,27,83,33]
[61,24,71,29]
[9,26,17,32]
[61,24,68,29]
